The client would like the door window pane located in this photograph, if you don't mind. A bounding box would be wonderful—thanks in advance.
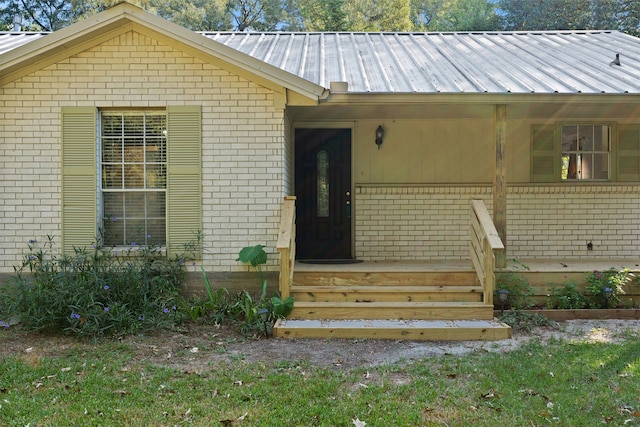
[317,150,329,217]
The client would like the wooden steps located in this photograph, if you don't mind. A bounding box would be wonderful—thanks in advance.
[273,265,511,341]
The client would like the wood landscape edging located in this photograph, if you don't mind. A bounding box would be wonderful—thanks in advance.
[494,309,640,321]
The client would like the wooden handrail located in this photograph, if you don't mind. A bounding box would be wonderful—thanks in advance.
[469,199,505,306]
[276,196,296,299]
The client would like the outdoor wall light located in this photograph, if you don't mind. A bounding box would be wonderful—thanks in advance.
[258,308,270,338]
[497,289,510,315]
[375,125,384,149]
[603,287,613,308]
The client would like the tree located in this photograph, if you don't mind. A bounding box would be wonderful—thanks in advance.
[152,0,231,31]
[297,0,347,31]
[1,0,74,31]
[500,0,596,31]
[231,0,299,31]
[342,0,413,31]
[412,0,501,32]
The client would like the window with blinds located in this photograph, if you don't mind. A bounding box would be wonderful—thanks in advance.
[100,111,167,246]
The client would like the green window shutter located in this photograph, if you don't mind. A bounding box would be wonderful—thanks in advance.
[167,106,202,258]
[531,125,557,182]
[61,107,97,254]
[617,125,640,182]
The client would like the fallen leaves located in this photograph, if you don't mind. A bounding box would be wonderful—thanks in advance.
[352,417,366,427]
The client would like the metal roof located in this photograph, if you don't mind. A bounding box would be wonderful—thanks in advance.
[203,31,640,94]
[3,29,640,95]
[0,32,47,55]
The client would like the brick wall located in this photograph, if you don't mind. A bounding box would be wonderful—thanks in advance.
[0,30,286,273]
[355,185,640,260]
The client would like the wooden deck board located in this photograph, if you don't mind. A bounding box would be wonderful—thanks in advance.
[295,258,640,274]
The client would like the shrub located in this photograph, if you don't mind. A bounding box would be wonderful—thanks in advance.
[547,281,587,309]
[0,236,192,338]
[495,260,535,310]
[585,268,634,308]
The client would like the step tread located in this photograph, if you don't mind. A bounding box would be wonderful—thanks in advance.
[290,285,482,293]
[274,318,512,340]
[277,318,509,329]
[292,301,489,307]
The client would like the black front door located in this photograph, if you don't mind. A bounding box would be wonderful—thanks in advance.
[295,128,352,260]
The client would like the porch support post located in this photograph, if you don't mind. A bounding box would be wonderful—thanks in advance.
[494,104,507,268]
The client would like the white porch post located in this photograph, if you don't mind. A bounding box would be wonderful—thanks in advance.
[494,104,507,268]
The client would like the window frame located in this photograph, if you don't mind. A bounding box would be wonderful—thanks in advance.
[560,123,611,182]
[97,109,168,249]
[531,122,619,183]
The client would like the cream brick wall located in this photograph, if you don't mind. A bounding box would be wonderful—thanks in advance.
[355,185,640,260]
[0,31,286,273]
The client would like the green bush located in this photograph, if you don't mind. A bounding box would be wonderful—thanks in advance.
[495,261,535,310]
[585,268,634,308]
[0,236,192,338]
[547,281,587,309]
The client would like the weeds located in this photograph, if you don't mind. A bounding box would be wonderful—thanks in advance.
[499,310,559,333]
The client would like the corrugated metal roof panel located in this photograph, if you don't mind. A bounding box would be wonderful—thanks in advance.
[3,30,640,94]
[202,31,640,94]
[0,32,47,55]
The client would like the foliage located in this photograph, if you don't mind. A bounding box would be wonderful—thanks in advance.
[180,267,231,323]
[495,260,535,310]
[412,0,502,31]
[0,236,191,338]
[585,268,634,308]
[297,0,347,31]
[499,309,559,333]
[498,0,640,36]
[546,280,587,309]
[235,244,294,336]
[342,0,413,32]
[3,0,640,34]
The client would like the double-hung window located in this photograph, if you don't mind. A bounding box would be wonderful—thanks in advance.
[531,122,640,182]
[100,111,167,247]
[561,125,610,181]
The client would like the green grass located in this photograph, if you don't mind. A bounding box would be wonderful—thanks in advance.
[1,338,640,426]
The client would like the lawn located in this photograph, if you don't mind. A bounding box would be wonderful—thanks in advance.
[1,325,639,426]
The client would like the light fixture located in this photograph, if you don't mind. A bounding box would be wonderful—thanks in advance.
[497,289,510,315]
[375,125,384,149]
[258,308,270,338]
[603,287,613,309]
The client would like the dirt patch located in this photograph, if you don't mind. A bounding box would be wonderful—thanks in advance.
[2,319,639,372]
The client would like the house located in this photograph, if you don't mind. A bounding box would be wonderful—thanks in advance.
[2,2,640,339]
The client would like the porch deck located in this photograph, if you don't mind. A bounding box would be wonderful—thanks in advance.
[293,258,640,274]
[272,258,640,341]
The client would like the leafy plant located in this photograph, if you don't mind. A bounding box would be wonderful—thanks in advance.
[495,260,535,310]
[180,267,230,323]
[499,309,559,333]
[0,236,193,338]
[585,268,634,308]
[546,281,587,309]
[236,244,294,336]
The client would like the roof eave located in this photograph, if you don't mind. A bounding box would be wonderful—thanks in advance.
[322,92,640,104]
